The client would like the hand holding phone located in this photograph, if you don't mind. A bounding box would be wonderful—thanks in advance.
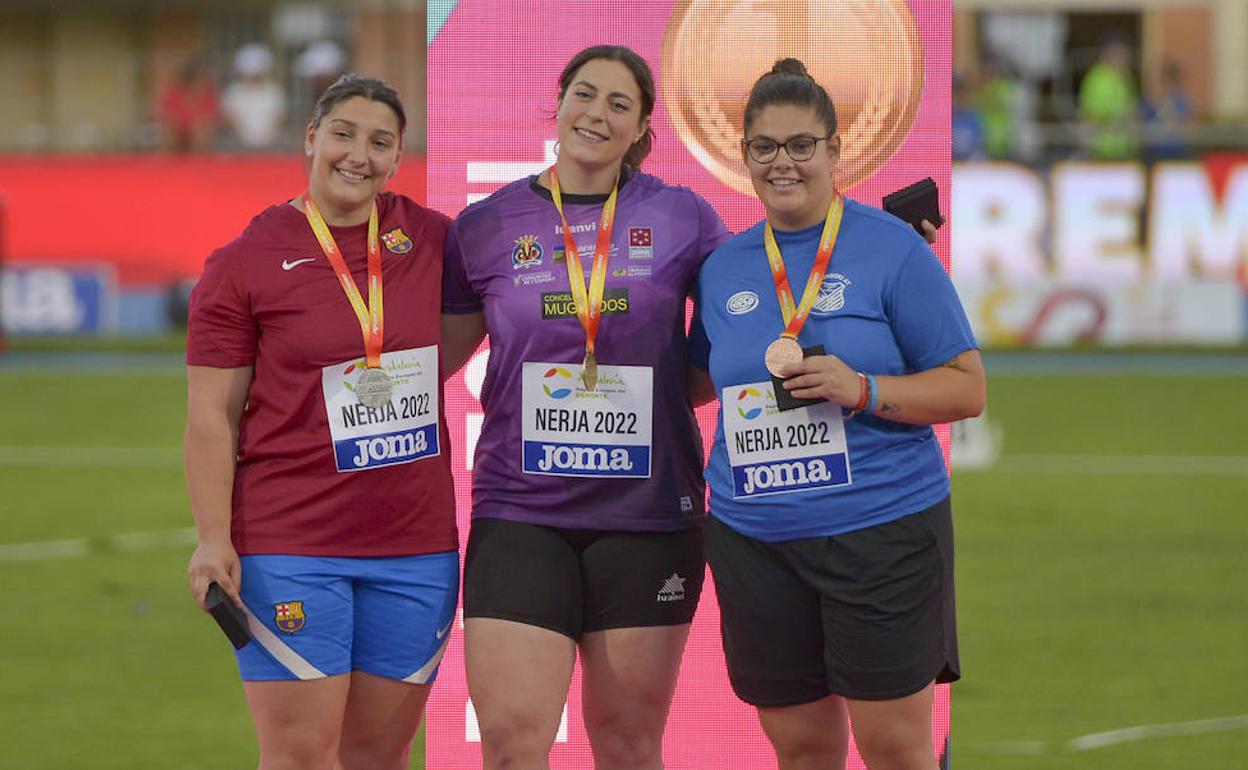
[883,177,944,236]
[205,582,251,649]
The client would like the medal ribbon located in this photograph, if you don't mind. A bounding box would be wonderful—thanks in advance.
[548,166,619,360]
[303,198,384,368]
[763,194,844,340]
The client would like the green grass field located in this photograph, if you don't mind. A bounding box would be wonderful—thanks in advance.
[1,354,1245,768]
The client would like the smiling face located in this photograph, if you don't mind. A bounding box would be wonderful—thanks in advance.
[555,58,650,183]
[304,96,403,225]
[743,103,840,231]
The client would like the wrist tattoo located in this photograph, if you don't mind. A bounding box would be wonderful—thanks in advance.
[880,402,901,414]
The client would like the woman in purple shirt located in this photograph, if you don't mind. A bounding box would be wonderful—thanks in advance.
[441,45,729,769]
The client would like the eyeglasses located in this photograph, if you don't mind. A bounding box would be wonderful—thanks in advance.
[742,134,832,164]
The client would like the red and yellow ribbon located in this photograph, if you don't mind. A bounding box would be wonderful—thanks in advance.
[303,198,384,368]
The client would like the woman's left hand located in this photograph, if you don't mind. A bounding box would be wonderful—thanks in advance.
[778,354,861,406]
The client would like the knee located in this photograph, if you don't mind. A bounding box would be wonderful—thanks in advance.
[584,715,663,768]
[854,731,934,770]
[337,736,411,770]
[478,713,557,766]
[258,733,339,770]
[767,732,848,769]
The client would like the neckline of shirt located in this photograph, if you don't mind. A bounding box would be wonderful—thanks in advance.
[527,169,634,205]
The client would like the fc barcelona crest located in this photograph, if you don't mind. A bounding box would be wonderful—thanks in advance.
[512,235,544,269]
[381,227,413,254]
[274,601,306,633]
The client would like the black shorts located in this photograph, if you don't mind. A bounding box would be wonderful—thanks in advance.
[705,498,959,706]
[463,517,705,640]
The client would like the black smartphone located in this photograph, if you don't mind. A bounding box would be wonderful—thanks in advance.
[205,582,251,649]
[883,177,944,235]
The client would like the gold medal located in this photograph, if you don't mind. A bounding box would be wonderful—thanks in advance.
[581,350,598,391]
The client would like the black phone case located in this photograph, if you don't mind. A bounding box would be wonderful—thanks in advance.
[883,177,944,235]
[206,582,252,649]
[771,345,826,412]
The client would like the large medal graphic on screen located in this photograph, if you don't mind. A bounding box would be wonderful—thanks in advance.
[429,2,951,767]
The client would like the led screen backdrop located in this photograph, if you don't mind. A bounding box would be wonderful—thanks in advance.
[428,1,952,767]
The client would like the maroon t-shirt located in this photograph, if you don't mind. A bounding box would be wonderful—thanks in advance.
[187,192,457,556]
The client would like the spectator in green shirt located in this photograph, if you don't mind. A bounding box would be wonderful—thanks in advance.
[1079,34,1139,159]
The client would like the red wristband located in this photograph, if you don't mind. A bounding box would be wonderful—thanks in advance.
[852,371,870,411]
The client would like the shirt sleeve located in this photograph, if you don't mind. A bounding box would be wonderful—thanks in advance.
[441,220,484,314]
[687,278,711,371]
[696,192,732,257]
[186,246,257,368]
[886,241,978,372]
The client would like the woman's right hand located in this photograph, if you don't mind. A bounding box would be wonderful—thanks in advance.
[188,539,242,611]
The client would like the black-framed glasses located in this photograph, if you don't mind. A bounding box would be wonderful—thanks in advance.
[742,134,832,163]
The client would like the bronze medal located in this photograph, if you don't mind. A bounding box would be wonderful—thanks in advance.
[764,337,804,378]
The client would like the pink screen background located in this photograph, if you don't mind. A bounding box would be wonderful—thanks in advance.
[428,2,952,767]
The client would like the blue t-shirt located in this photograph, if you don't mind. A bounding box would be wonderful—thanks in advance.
[689,198,977,541]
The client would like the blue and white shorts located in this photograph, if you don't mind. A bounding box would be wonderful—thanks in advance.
[234,551,459,683]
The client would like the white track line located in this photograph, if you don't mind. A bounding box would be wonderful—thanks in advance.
[0,445,181,467]
[971,713,1248,755]
[1066,713,1248,751]
[0,527,197,563]
[969,454,1248,476]
[3,444,1246,476]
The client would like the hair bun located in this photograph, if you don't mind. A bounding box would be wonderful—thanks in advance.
[770,58,812,79]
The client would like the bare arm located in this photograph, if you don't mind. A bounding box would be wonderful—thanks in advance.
[780,349,986,426]
[441,311,486,379]
[184,365,252,610]
[686,365,716,408]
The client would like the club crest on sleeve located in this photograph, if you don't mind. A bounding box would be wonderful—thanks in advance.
[512,235,544,269]
[813,273,852,315]
[381,227,413,254]
[274,601,306,633]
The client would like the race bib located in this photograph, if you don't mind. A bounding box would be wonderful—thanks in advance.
[722,381,851,498]
[521,362,653,478]
[321,346,440,472]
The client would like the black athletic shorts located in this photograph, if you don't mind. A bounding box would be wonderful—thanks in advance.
[705,497,959,706]
[463,517,705,640]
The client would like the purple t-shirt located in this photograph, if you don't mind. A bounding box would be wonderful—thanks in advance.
[443,172,730,531]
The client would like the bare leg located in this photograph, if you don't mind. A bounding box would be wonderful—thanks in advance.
[847,683,939,770]
[756,694,851,770]
[244,675,350,770]
[466,618,577,770]
[336,671,431,770]
[580,624,691,770]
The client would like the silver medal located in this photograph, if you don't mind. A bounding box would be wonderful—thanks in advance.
[356,367,393,408]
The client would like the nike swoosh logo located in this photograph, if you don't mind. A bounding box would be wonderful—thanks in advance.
[435,620,453,640]
[281,258,316,271]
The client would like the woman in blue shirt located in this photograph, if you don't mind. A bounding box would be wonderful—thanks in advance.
[689,59,985,770]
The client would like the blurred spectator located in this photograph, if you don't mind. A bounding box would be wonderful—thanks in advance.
[221,43,287,150]
[156,55,219,153]
[1079,33,1139,160]
[973,58,1020,160]
[1141,60,1193,160]
[294,40,347,101]
[952,73,984,161]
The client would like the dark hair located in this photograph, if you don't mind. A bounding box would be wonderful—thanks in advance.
[558,45,656,172]
[310,74,406,137]
[743,58,837,138]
